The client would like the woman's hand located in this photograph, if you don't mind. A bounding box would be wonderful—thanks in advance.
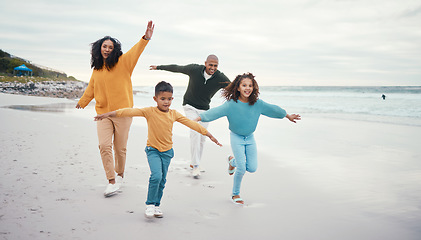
[144,20,155,40]
[75,103,83,109]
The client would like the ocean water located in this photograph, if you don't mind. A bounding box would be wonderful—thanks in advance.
[133,85,421,126]
[5,85,420,127]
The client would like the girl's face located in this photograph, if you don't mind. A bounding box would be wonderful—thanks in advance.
[237,78,253,102]
[101,39,114,59]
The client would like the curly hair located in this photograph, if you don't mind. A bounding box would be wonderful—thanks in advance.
[222,73,259,105]
[90,36,123,70]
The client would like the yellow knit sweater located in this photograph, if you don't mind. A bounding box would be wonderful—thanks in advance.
[78,38,149,114]
[116,107,208,152]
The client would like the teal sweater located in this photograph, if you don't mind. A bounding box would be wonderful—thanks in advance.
[200,99,287,136]
[157,64,230,110]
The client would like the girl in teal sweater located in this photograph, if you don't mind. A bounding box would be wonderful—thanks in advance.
[197,73,301,205]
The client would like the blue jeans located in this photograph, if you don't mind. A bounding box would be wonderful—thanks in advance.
[230,132,258,196]
[144,146,174,206]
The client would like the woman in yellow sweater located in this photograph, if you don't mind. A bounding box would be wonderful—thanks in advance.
[76,21,154,197]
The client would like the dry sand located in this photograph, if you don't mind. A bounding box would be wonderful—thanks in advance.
[1,93,420,240]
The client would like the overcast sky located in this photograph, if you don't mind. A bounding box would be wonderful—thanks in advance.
[1,0,420,86]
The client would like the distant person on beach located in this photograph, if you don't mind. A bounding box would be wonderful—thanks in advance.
[149,55,230,179]
[94,81,221,218]
[195,73,301,205]
[76,21,154,197]
[382,94,386,100]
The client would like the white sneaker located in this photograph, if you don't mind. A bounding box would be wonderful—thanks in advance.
[154,206,164,218]
[192,167,201,179]
[116,175,123,188]
[190,165,205,172]
[103,183,119,197]
[145,205,155,218]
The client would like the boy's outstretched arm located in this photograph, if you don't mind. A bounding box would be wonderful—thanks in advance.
[94,111,117,121]
[286,114,301,123]
[206,131,222,147]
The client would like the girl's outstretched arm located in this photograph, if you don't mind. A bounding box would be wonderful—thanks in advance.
[206,131,222,147]
[286,114,301,123]
[94,111,117,121]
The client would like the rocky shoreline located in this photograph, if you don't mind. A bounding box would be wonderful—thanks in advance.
[0,79,88,100]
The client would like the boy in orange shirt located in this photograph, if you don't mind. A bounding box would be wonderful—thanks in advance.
[94,81,221,218]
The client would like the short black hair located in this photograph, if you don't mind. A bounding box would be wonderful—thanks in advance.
[155,81,173,96]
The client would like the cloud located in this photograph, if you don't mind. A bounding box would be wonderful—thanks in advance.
[399,4,421,18]
[1,0,420,86]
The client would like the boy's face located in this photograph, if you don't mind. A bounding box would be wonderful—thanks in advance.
[153,91,173,112]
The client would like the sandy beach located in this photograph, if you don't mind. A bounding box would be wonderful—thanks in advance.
[1,92,421,240]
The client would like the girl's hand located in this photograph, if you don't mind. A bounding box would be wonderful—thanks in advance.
[144,21,155,40]
[75,103,83,109]
[286,114,301,123]
[193,116,201,122]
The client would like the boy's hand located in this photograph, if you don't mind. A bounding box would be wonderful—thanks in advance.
[286,114,301,123]
[94,111,116,121]
[94,113,107,121]
[210,136,222,147]
[149,65,157,70]
[206,132,222,147]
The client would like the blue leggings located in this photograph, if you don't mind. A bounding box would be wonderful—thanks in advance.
[230,132,258,196]
[144,146,174,206]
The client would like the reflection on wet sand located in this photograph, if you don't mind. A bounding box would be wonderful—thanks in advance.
[3,102,77,113]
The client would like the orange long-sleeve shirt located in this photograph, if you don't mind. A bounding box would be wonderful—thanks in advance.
[116,107,208,152]
[78,38,149,114]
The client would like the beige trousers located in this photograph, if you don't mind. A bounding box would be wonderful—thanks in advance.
[97,116,132,180]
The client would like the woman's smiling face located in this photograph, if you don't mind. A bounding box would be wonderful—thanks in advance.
[101,39,114,59]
